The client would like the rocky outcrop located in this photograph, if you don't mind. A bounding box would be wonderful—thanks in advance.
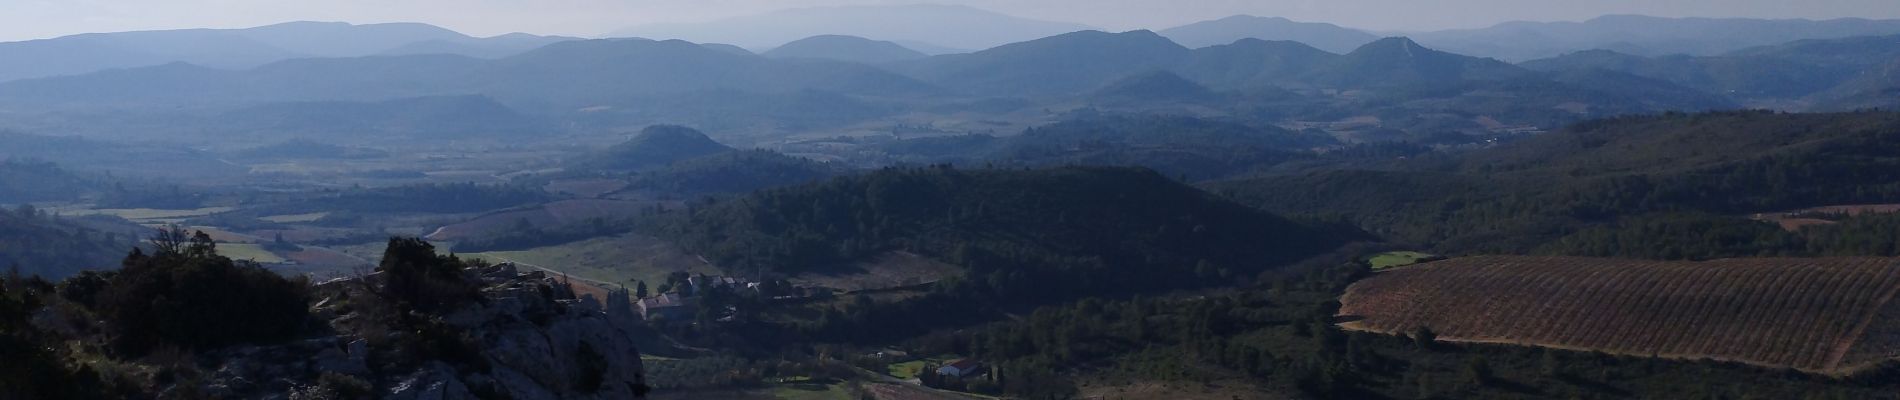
[195,262,648,399]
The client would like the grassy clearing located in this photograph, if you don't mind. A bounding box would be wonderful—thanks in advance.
[770,382,851,400]
[888,360,927,380]
[791,252,961,292]
[217,243,288,263]
[1369,251,1438,270]
[260,212,329,223]
[886,354,961,380]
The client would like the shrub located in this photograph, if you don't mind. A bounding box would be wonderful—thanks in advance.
[97,231,312,356]
[57,270,114,308]
[376,238,481,314]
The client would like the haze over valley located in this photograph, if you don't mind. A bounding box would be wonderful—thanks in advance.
[5,2,1900,399]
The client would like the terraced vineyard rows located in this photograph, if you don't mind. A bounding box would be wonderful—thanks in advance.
[1338,256,1900,372]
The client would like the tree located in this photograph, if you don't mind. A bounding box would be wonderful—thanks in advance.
[150,225,190,256]
[376,238,480,314]
[185,230,217,259]
[636,280,649,299]
[1413,326,1437,350]
[98,233,311,356]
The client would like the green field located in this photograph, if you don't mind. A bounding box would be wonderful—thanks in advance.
[56,206,235,221]
[260,212,329,223]
[888,361,927,380]
[886,354,961,380]
[1369,251,1439,270]
[770,382,851,400]
[217,243,288,263]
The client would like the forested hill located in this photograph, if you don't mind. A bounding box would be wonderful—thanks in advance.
[0,159,204,208]
[1212,110,1900,253]
[0,159,98,204]
[658,166,1363,286]
[577,125,736,171]
[0,207,141,279]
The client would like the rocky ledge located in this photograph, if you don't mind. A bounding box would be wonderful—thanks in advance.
[194,262,648,400]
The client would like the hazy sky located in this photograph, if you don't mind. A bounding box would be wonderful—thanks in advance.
[4,0,1898,41]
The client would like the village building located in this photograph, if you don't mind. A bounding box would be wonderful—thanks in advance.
[936,359,983,378]
[636,293,697,321]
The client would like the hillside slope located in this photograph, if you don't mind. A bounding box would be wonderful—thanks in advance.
[0,210,143,279]
[0,21,563,83]
[661,166,1360,286]
[1414,15,1900,61]
[1160,15,1378,53]
[896,30,1190,96]
[1521,35,1900,106]
[577,125,736,171]
[1213,111,1900,252]
[763,35,928,64]
[607,4,1093,50]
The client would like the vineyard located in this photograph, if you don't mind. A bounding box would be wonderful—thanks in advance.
[1338,256,1900,373]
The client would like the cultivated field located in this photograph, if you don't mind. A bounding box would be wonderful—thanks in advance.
[48,206,236,223]
[1338,256,1900,373]
[244,226,365,243]
[460,233,717,287]
[544,178,629,198]
[1367,251,1439,270]
[1751,203,1900,231]
[791,252,962,292]
[259,212,329,223]
[425,199,648,240]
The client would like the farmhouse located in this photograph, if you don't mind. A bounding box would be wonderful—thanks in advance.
[636,293,697,321]
[936,359,983,378]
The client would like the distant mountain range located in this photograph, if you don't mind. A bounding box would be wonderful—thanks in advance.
[763,35,929,64]
[0,21,574,83]
[895,30,1191,96]
[1522,34,1900,108]
[0,28,1756,138]
[6,9,1899,86]
[1159,15,1380,54]
[1409,15,1900,61]
[1,9,1895,144]
[0,37,937,110]
[1157,14,1900,62]
[608,4,1093,52]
